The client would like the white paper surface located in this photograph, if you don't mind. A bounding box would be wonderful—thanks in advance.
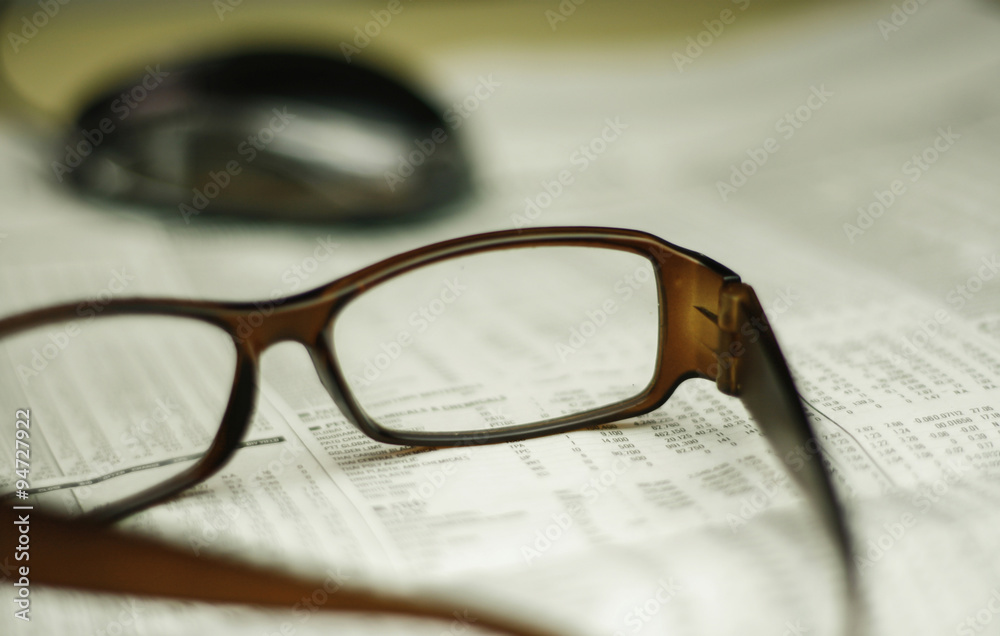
[2,0,1000,634]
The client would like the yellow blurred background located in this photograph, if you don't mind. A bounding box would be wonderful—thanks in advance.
[1,0,861,126]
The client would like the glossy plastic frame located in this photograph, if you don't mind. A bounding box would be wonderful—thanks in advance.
[0,226,858,633]
[0,227,716,518]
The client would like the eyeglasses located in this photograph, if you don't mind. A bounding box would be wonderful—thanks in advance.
[0,226,857,632]
[0,7,474,224]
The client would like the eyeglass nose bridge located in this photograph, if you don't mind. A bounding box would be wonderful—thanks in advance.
[216,296,388,445]
[219,295,342,356]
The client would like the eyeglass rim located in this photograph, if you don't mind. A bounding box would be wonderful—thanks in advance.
[0,226,742,522]
[0,226,859,626]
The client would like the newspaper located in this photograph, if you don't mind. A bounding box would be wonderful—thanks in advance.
[2,0,1000,634]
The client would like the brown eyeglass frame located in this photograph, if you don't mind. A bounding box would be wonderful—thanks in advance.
[1,226,858,633]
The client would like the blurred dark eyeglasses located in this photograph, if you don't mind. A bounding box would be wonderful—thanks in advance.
[0,1,473,223]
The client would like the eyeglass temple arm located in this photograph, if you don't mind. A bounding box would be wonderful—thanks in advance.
[715,282,862,629]
[0,505,563,636]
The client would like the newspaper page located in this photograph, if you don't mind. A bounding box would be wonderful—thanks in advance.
[2,0,1000,634]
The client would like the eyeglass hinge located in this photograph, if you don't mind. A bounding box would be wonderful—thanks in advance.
[715,283,751,397]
